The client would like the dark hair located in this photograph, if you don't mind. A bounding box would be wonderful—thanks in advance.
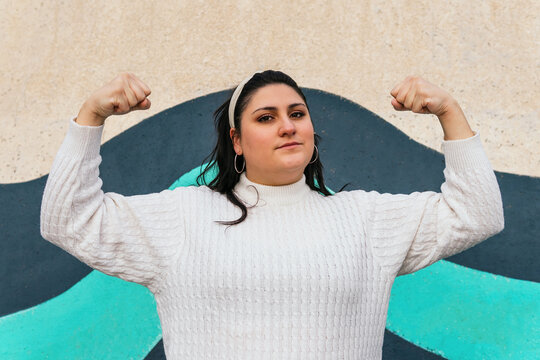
[197,70,333,225]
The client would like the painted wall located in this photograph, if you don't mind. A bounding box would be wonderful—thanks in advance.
[1,1,538,359]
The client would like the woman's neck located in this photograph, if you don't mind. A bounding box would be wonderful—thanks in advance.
[233,172,311,207]
[243,169,304,186]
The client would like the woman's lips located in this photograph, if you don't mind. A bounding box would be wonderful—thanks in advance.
[278,142,301,149]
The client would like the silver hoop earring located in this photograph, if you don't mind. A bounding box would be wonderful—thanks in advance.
[309,145,319,164]
[234,153,245,173]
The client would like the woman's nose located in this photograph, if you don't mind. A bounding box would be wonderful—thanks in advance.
[278,114,296,136]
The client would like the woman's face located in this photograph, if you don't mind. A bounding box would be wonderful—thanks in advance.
[230,83,315,186]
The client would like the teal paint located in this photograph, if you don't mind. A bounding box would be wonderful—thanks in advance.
[2,164,537,359]
[387,260,540,359]
[0,270,161,359]
[169,162,218,188]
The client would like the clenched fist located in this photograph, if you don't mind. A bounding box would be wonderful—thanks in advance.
[390,75,456,117]
[390,75,475,140]
[76,72,151,126]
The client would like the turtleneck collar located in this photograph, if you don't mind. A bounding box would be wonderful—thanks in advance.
[233,173,311,207]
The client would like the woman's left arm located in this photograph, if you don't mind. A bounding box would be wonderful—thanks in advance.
[363,76,505,277]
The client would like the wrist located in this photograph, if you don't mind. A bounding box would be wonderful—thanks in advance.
[437,101,475,141]
[76,102,106,127]
[437,98,461,121]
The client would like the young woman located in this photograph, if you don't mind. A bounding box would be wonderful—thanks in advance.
[41,70,504,359]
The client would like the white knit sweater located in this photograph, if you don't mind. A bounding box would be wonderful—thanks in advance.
[41,116,504,359]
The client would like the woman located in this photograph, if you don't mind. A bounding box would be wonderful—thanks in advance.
[41,70,504,359]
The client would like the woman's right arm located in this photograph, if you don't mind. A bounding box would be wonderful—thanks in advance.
[40,74,185,294]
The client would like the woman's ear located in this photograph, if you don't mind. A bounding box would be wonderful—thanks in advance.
[230,128,243,155]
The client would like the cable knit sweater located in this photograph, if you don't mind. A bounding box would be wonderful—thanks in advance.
[40,116,504,359]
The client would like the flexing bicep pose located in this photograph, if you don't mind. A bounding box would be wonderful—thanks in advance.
[40,73,186,293]
[365,76,504,277]
[40,70,504,359]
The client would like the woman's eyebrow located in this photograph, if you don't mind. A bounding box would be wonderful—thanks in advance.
[251,103,307,114]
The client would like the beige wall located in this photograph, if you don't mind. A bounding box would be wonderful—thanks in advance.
[1,0,538,183]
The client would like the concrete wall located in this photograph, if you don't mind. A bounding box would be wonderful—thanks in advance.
[1,1,538,359]
[1,0,538,183]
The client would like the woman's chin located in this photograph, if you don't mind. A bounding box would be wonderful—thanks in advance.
[278,158,310,172]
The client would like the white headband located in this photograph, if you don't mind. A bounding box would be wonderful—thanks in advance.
[228,71,263,129]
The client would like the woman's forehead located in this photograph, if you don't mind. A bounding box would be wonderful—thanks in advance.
[247,84,305,109]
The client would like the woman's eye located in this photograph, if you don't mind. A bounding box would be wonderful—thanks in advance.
[258,115,273,122]
[257,112,304,122]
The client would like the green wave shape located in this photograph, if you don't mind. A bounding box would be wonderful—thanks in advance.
[0,271,161,359]
[387,260,539,359]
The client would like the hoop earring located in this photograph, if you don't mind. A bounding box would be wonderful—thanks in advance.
[309,145,319,164]
[234,153,245,173]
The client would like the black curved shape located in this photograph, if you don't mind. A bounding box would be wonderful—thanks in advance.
[145,340,166,360]
[1,88,537,357]
[382,329,446,359]
[144,330,447,359]
[0,176,92,317]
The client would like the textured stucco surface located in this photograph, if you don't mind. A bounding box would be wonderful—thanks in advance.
[1,0,538,183]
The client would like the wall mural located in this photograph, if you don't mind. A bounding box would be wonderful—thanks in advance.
[1,89,537,359]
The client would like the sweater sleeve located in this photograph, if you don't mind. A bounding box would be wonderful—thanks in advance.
[40,116,186,293]
[363,130,504,278]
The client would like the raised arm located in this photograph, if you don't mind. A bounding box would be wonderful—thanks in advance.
[361,76,504,278]
[40,74,185,293]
